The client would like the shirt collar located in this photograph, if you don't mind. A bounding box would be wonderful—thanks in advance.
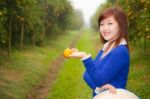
[102,38,127,51]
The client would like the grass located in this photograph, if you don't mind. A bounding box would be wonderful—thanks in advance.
[0,28,149,99]
[47,30,150,99]
[0,30,79,99]
[47,30,96,99]
[127,41,150,98]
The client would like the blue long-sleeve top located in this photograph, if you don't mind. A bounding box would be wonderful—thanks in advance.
[82,45,130,92]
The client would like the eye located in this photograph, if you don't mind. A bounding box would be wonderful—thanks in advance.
[100,23,104,26]
[108,23,113,25]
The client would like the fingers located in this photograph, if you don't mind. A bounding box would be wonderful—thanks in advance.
[107,84,117,94]
[95,87,103,94]
[100,84,117,94]
[71,48,78,52]
[69,52,86,58]
[112,85,117,94]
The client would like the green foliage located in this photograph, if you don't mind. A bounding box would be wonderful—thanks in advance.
[127,41,150,98]
[0,0,84,51]
[69,9,84,30]
[0,12,7,49]
[118,0,150,43]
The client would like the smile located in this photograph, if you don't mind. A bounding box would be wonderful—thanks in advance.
[103,32,110,36]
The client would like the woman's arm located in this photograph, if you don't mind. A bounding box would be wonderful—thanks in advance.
[82,47,129,87]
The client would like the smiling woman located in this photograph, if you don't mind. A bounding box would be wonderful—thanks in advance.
[99,16,120,42]
[67,7,138,98]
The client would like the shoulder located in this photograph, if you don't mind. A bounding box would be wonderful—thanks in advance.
[111,45,129,58]
[112,45,129,54]
[110,45,130,66]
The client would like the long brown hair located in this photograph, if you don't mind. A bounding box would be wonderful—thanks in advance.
[98,7,129,53]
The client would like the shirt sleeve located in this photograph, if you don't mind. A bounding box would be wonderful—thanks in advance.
[81,54,91,61]
[82,48,129,87]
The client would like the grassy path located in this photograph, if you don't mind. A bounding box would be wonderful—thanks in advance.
[0,31,79,99]
[47,30,97,99]
[26,32,82,99]
[0,29,149,99]
[47,30,150,99]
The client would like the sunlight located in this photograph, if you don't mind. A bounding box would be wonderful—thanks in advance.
[70,0,106,25]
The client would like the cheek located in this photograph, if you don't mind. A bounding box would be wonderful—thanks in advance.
[99,27,102,32]
[99,28,104,35]
[99,28,103,36]
[114,29,119,35]
[111,30,120,39]
[112,25,120,34]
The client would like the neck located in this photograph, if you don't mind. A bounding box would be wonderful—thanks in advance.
[108,35,119,43]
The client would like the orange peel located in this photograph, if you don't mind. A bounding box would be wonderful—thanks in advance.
[63,48,73,58]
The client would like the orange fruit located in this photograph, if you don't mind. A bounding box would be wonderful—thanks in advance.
[63,48,73,58]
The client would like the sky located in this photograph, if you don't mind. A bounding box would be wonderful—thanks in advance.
[70,0,106,25]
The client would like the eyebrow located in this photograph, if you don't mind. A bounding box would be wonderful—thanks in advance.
[101,20,113,23]
[106,19,113,22]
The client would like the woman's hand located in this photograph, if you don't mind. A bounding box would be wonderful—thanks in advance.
[71,48,78,52]
[95,84,117,94]
[67,48,88,59]
[63,48,89,59]
[69,51,87,59]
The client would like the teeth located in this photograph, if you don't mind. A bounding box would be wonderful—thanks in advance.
[104,32,109,36]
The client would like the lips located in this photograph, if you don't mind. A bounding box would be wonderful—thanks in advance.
[103,32,110,37]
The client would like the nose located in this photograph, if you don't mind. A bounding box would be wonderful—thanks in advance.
[103,24,108,31]
[100,24,108,31]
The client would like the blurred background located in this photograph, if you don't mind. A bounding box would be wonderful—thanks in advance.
[0,0,149,99]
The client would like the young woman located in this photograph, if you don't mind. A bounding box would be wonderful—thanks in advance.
[69,7,130,98]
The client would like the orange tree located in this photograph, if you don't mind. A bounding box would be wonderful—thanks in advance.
[0,0,83,54]
[0,0,7,49]
[118,0,150,51]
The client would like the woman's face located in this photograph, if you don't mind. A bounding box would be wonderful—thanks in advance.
[100,16,120,42]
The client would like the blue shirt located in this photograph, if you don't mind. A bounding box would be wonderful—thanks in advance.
[82,45,130,96]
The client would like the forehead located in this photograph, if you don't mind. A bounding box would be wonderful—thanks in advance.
[101,16,116,23]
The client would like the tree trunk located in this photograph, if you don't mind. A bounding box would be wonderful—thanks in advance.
[32,33,35,46]
[8,14,12,56]
[43,0,47,38]
[20,22,24,50]
[5,0,13,56]
[143,37,146,53]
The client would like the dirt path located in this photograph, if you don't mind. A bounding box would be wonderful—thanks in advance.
[26,32,82,99]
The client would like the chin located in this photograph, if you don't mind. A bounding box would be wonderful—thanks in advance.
[103,38,110,41]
